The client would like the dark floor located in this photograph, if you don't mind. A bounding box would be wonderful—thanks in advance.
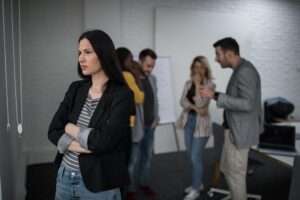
[26,150,292,200]
[148,150,292,200]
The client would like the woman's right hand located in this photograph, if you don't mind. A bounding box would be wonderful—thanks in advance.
[68,141,92,154]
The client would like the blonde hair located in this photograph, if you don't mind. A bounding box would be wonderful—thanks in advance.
[190,55,213,81]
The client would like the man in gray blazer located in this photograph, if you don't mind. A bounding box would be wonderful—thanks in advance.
[200,37,263,200]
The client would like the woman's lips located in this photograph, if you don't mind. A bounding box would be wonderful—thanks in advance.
[81,65,88,70]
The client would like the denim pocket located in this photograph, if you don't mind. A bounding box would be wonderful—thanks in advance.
[56,165,65,183]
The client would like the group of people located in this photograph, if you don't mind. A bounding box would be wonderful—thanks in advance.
[48,29,262,200]
[115,47,160,199]
[177,38,262,200]
[48,30,160,200]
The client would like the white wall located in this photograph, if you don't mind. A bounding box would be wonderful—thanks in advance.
[84,0,122,46]
[8,0,84,199]
[21,0,84,163]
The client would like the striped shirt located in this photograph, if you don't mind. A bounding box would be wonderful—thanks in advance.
[62,95,100,171]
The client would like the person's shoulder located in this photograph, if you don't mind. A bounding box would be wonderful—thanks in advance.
[67,79,88,91]
[70,79,88,85]
[123,71,131,76]
[149,74,157,81]
[111,83,133,98]
[239,59,258,74]
[238,59,260,82]
[123,71,134,80]
[241,58,257,71]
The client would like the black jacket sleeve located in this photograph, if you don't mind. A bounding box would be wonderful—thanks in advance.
[87,88,134,154]
[48,81,78,146]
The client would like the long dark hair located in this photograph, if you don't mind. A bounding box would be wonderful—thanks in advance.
[116,47,133,72]
[77,30,125,85]
[116,47,143,88]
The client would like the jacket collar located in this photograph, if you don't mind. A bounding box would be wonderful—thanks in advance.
[72,79,114,127]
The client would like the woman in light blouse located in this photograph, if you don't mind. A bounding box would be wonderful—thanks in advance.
[177,56,215,200]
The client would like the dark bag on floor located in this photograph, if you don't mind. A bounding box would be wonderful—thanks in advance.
[264,97,294,122]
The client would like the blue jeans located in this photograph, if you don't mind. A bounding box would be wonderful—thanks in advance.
[128,142,140,191]
[184,112,208,190]
[55,165,121,200]
[137,127,155,186]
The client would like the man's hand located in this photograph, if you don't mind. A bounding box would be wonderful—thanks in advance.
[65,123,80,139]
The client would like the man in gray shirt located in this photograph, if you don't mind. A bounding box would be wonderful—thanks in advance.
[200,37,263,200]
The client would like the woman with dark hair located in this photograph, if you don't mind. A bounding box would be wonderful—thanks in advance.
[116,47,144,108]
[116,47,133,71]
[176,56,215,200]
[48,30,134,200]
[116,47,145,200]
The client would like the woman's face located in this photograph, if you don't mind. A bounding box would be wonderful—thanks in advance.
[78,38,102,76]
[193,61,206,77]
